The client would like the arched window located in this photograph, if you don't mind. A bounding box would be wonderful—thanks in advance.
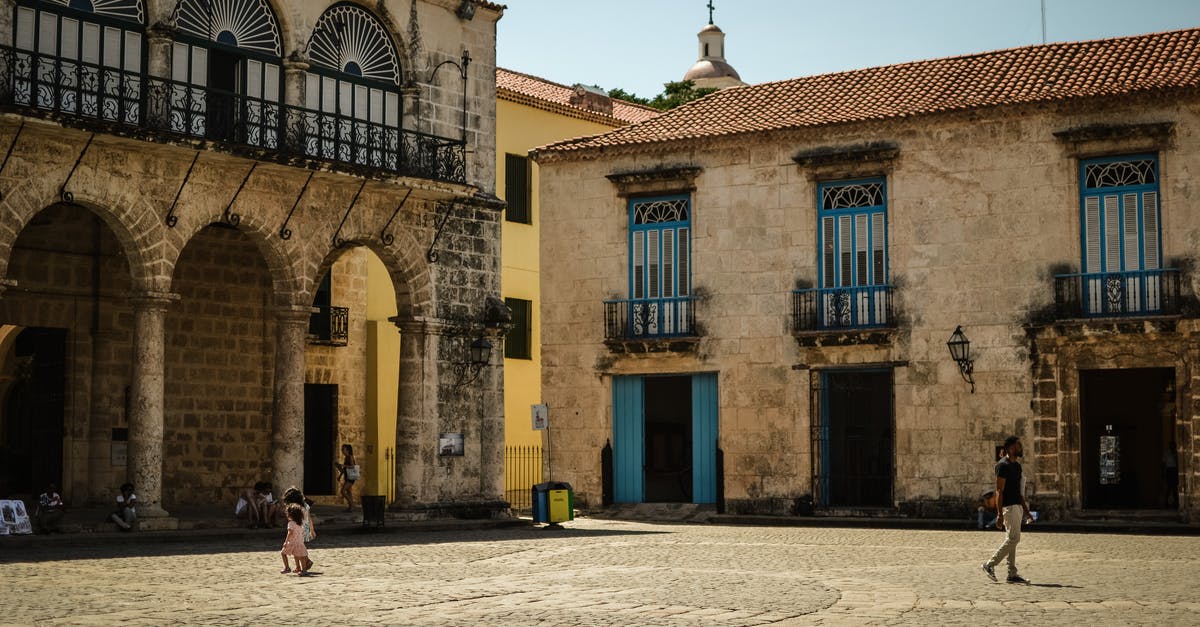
[301,3,402,169]
[13,0,145,124]
[169,0,283,147]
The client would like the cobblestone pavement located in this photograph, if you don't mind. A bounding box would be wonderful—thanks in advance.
[2,518,1198,626]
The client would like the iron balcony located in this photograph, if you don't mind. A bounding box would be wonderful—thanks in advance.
[1054,268,1181,319]
[604,296,697,341]
[792,285,895,332]
[0,44,467,184]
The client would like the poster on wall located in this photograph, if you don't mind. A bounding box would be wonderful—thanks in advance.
[531,404,548,430]
[0,499,33,535]
[1099,434,1121,485]
[439,432,464,456]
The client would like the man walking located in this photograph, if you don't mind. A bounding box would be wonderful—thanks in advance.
[982,435,1032,584]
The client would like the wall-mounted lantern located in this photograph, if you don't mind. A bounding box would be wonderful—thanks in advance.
[946,325,975,393]
[452,336,492,387]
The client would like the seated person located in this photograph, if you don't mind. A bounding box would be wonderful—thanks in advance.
[236,481,278,528]
[36,483,65,534]
[110,482,136,531]
[977,490,998,529]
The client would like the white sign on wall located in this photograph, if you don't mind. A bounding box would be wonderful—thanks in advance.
[531,404,549,430]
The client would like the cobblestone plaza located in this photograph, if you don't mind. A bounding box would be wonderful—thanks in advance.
[2,519,1197,625]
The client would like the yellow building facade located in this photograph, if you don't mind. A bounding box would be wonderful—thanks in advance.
[496,69,657,494]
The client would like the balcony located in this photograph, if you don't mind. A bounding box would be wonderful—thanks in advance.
[603,297,698,352]
[792,285,894,332]
[308,306,349,346]
[0,45,467,184]
[1054,269,1180,319]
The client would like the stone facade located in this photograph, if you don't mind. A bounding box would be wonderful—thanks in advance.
[0,0,507,523]
[536,88,1200,522]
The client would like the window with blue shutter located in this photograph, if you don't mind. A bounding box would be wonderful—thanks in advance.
[1078,155,1164,314]
[627,195,692,337]
[812,178,889,328]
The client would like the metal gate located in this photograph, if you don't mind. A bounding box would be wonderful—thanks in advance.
[815,370,894,507]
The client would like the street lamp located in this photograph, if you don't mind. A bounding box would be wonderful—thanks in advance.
[453,336,492,387]
[946,325,975,393]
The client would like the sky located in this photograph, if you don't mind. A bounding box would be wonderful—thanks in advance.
[495,0,1200,99]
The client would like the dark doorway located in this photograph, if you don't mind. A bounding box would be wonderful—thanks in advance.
[1,328,66,497]
[820,370,894,507]
[304,383,337,495]
[1080,368,1173,509]
[643,375,692,502]
[206,48,242,142]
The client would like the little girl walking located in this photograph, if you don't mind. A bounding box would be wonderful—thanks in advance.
[280,504,310,576]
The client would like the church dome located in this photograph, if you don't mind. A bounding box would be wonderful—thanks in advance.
[684,59,741,82]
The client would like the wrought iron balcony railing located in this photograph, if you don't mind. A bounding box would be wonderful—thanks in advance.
[0,45,467,184]
[308,306,349,346]
[1054,269,1180,318]
[792,285,895,332]
[604,297,696,340]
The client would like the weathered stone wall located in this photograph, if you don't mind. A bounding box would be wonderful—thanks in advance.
[538,93,1200,520]
[163,225,274,506]
[0,0,505,513]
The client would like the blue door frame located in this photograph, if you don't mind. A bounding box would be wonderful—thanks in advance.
[612,373,719,504]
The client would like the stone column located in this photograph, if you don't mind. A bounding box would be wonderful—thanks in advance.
[392,316,433,505]
[145,25,174,131]
[128,291,178,518]
[477,329,505,500]
[0,0,15,48]
[282,59,310,153]
[271,306,310,493]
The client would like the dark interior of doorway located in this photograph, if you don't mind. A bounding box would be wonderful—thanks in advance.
[1080,368,1173,509]
[644,375,692,503]
[822,370,894,508]
[304,383,337,495]
[0,328,65,498]
[206,47,242,142]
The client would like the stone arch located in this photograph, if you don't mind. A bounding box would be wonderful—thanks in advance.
[0,189,157,293]
[166,210,303,308]
[307,230,434,322]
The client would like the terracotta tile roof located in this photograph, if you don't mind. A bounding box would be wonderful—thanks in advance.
[537,28,1200,156]
[497,68,661,126]
[478,1,505,12]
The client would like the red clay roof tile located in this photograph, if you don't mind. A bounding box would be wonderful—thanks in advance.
[537,28,1200,155]
[497,68,661,125]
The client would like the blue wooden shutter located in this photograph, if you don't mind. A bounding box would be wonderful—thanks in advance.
[691,373,719,504]
[612,376,644,503]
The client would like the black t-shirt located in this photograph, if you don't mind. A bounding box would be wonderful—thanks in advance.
[995,457,1023,506]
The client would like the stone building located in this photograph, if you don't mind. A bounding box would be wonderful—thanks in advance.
[534,28,1200,523]
[0,0,508,527]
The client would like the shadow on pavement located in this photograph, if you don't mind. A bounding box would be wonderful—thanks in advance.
[0,523,669,562]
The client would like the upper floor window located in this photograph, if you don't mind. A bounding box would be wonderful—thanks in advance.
[13,0,145,123]
[302,3,403,169]
[169,0,283,144]
[1080,155,1160,275]
[505,154,531,224]
[626,195,692,337]
[818,178,887,290]
[504,297,532,359]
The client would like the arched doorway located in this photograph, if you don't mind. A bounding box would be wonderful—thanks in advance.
[164,223,274,506]
[304,244,399,501]
[0,202,133,502]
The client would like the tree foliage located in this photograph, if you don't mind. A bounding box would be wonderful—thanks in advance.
[607,80,717,111]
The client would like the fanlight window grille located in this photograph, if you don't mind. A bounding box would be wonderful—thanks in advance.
[173,0,282,56]
[43,0,144,23]
[1084,159,1156,190]
[307,3,400,84]
[633,198,689,225]
[821,181,884,210]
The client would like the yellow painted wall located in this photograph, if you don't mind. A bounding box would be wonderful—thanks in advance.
[364,253,399,500]
[497,99,618,455]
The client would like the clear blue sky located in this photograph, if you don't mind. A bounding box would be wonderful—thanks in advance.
[496,0,1200,98]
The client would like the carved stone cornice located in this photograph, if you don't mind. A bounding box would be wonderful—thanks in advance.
[606,166,703,197]
[1053,122,1174,158]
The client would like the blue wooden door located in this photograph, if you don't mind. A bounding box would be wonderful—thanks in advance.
[691,372,719,504]
[612,375,645,503]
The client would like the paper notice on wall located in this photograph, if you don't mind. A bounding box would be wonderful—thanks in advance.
[531,404,548,430]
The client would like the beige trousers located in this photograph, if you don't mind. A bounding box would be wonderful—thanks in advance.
[985,504,1023,578]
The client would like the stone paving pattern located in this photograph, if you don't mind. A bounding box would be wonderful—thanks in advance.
[1,518,1198,625]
